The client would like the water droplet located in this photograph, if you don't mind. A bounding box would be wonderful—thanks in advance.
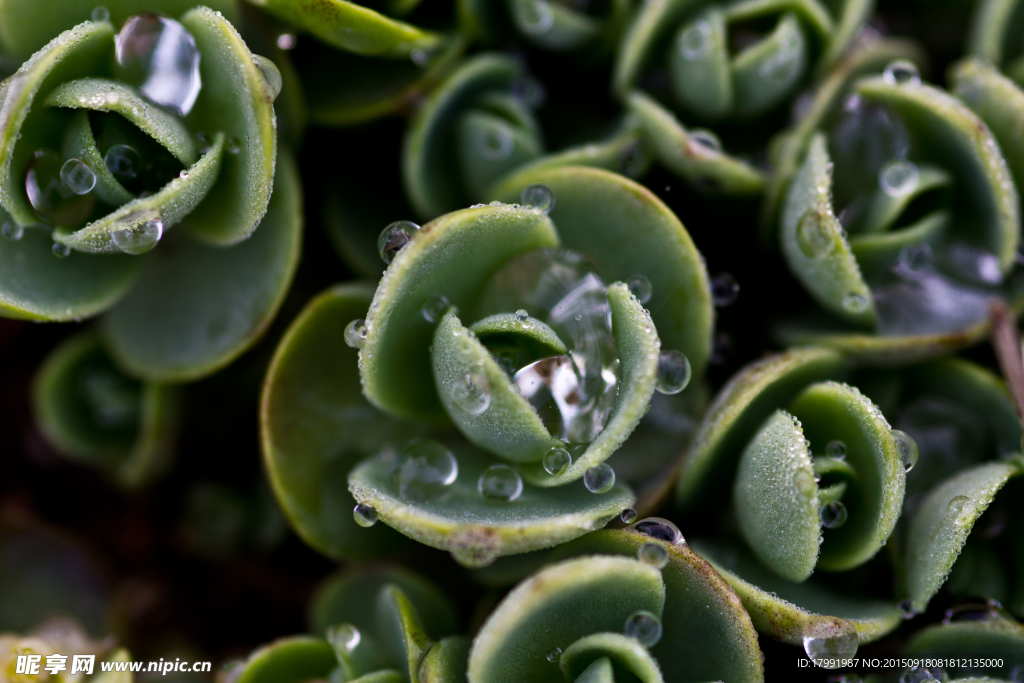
[520,184,554,212]
[100,144,139,183]
[510,76,546,108]
[710,273,739,306]
[276,33,296,50]
[514,309,529,321]
[60,159,96,195]
[352,503,377,527]
[421,294,450,323]
[252,54,282,101]
[451,372,490,415]
[377,220,419,264]
[900,665,943,683]
[898,599,917,619]
[226,137,241,154]
[91,6,110,22]
[111,217,163,255]
[344,319,367,349]
[689,129,721,152]
[545,647,561,663]
[620,507,637,524]
[583,463,615,493]
[638,542,669,569]
[842,293,868,314]
[946,495,971,523]
[893,429,919,471]
[393,438,458,502]
[542,447,571,476]
[478,464,523,502]
[478,124,513,159]
[2,222,24,241]
[895,243,932,276]
[326,624,361,653]
[883,60,921,87]
[514,0,554,34]
[634,517,684,544]
[879,160,919,197]
[819,501,848,529]
[626,275,653,304]
[52,241,71,258]
[825,440,846,459]
[26,150,94,225]
[116,14,202,116]
[796,211,832,258]
[802,626,858,668]
[655,350,691,395]
[624,610,662,647]
[678,19,711,59]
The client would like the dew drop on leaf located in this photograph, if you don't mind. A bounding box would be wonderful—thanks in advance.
[520,184,554,212]
[91,6,110,22]
[842,293,868,314]
[226,138,241,154]
[802,624,858,669]
[478,464,523,502]
[879,160,918,197]
[826,440,846,459]
[393,438,458,502]
[116,14,202,116]
[677,19,711,59]
[52,242,71,258]
[477,124,514,159]
[656,350,692,395]
[545,647,561,663]
[898,599,917,619]
[2,222,24,241]
[327,624,361,653]
[688,129,721,152]
[112,217,163,255]
[626,274,653,304]
[883,59,921,87]
[60,159,96,195]
[620,507,637,524]
[710,273,739,306]
[796,211,832,258]
[819,501,848,529]
[893,429,919,471]
[637,542,669,569]
[451,372,490,415]
[378,220,419,264]
[252,55,282,102]
[542,447,571,475]
[515,308,529,321]
[624,610,662,647]
[344,319,367,349]
[514,0,554,35]
[421,294,450,323]
[634,517,684,544]
[352,503,377,527]
[26,150,95,226]
[583,463,615,493]
[104,144,140,180]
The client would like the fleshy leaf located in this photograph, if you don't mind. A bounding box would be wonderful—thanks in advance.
[560,633,664,683]
[488,166,714,377]
[904,619,1024,681]
[692,539,902,646]
[360,203,558,421]
[731,13,809,118]
[348,444,633,568]
[418,637,470,683]
[902,460,1024,613]
[234,637,338,683]
[676,347,846,511]
[102,151,301,382]
[573,658,615,683]
[466,555,665,683]
[261,283,415,561]
[469,313,568,355]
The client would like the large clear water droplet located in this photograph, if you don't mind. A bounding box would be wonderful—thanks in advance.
[946,495,972,525]
[421,294,450,323]
[583,463,615,493]
[637,542,669,569]
[2,221,24,241]
[521,184,554,212]
[626,275,653,304]
[451,372,490,415]
[883,59,921,87]
[634,517,684,544]
[819,501,848,529]
[352,503,377,527]
[111,216,163,255]
[26,150,95,226]
[515,309,529,321]
[116,14,202,116]
[252,54,282,102]
[895,243,932,277]
[478,464,523,502]
[825,440,847,459]
[104,144,140,180]
[52,241,71,258]
[656,350,691,395]
[392,438,458,502]
[624,610,662,647]
[796,211,832,258]
[344,319,367,349]
[802,625,858,668]
[893,429,919,471]
[545,647,561,663]
[879,159,919,197]
[678,19,711,59]
[514,0,554,34]
[620,507,637,524]
[60,159,96,195]
[542,447,571,475]
[327,624,361,654]
[710,273,738,306]
[378,220,419,264]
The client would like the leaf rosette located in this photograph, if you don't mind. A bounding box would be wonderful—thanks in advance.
[262,167,713,567]
[0,1,302,382]
[768,46,1024,363]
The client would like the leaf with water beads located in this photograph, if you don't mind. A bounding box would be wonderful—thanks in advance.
[559,633,664,682]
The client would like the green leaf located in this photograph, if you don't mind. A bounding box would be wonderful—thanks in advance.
[44,78,197,166]
[466,555,665,683]
[560,633,664,683]
[551,529,765,683]
[102,150,302,382]
[350,672,405,683]
[573,658,615,683]
[676,347,846,511]
[261,283,416,561]
[419,637,470,683]
[0,19,114,226]
[520,283,661,487]
[966,0,1024,79]
[456,110,542,199]
[181,6,278,245]
[666,9,731,120]
[257,0,441,57]
[32,331,178,489]
[0,0,239,59]
[376,585,435,681]
[487,166,714,377]
[234,637,338,683]
[780,133,875,327]
[360,203,558,421]
[731,13,809,119]
[693,539,903,646]
[470,313,568,355]
[848,211,950,282]
[905,619,1024,681]
[349,443,634,567]
[902,460,1023,613]
[0,218,140,321]
[625,91,765,196]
